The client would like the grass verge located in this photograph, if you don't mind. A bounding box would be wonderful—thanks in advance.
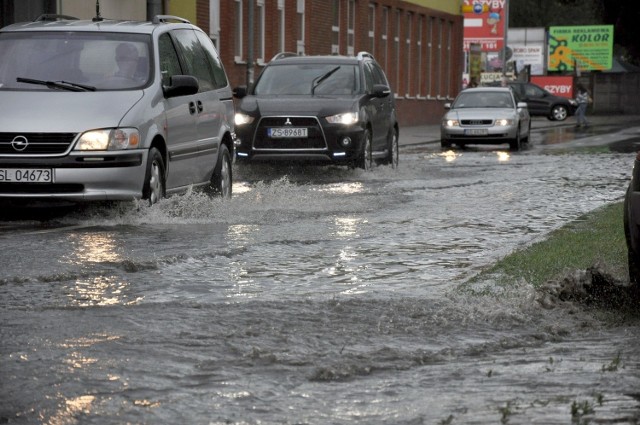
[466,201,628,289]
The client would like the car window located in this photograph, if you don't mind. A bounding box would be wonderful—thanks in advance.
[194,30,228,90]
[0,31,150,90]
[453,91,513,108]
[363,62,374,92]
[171,29,216,92]
[159,33,183,87]
[253,63,359,95]
[525,84,544,98]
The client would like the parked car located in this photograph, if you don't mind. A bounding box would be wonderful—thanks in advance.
[508,81,577,121]
[0,14,235,205]
[624,154,640,284]
[233,52,399,170]
[441,87,531,151]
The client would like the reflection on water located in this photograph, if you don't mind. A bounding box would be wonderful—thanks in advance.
[496,151,510,161]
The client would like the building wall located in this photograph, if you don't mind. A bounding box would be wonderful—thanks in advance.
[201,0,464,126]
[59,0,146,20]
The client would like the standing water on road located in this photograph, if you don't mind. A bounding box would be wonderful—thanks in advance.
[1,149,639,424]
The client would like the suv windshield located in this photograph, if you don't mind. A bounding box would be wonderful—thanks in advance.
[253,63,360,95]
[0,32,151,91]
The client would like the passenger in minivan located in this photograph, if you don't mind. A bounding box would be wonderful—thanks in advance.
[114,43,140,80]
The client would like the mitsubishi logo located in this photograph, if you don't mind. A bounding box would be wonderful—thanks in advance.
[284,118,292,126]
[11,135,28,152]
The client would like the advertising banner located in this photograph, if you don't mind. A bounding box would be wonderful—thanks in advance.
[531,75,574,99]
[548,25,614,71]
[462,0,507,52]
[509,44,544,75]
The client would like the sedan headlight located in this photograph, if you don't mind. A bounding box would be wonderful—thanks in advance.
[494,119,514,127]
[443,119,460,127]
[235,113,255,126]
[326,112,359,125]
[75,128,139,151]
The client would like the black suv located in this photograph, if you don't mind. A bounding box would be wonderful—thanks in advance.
[508,81,577,121]
[233,52,398,170]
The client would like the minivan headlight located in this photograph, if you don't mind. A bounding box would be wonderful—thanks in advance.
[326,112,359,125]
[75,128,140,151]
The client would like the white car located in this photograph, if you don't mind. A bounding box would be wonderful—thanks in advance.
[441,87,531,151]
[0,14,235,205]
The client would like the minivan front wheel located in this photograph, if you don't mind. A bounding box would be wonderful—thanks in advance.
[142,147,166,206]
[206,144,232,198]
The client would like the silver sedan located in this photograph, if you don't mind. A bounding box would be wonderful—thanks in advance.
[441,87,531,151]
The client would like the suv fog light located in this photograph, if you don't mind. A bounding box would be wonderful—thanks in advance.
[340,136,352,147]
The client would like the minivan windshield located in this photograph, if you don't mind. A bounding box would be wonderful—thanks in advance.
[253,63,360,96]
[0,32,151,91]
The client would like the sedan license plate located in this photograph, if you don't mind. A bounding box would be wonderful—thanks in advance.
[0,168,54,183]
[464,128,488,136]
[268,127,308,138]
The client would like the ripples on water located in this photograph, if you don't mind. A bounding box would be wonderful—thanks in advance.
[1,152,639,424]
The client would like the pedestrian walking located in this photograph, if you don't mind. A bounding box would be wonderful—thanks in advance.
[575,84,591,128]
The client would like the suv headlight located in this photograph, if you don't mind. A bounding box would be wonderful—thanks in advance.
[326,112,359,125]
[235,113,255,126]
[75,128,140,151]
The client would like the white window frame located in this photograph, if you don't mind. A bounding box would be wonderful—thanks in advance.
[234,0,243,62]
[277,0,285,53]
[381,7,388,72]
[405,12,412,98]
[368,3,375,54]
[347,0,355,56]
[331,0,340,54]
[256,0,265,64]
[297,0,305,55]
[209,0,220,48]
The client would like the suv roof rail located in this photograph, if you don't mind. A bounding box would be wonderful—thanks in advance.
[356,51,375,61]
[152,15,191,24]
[270,52,299,61]
[34,14,79,22]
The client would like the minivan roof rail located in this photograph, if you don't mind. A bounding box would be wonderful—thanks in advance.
[270,52,299,61]
[152,15,191,24]
[34,14,79,21]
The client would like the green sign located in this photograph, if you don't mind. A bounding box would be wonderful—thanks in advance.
[548,25,614,71]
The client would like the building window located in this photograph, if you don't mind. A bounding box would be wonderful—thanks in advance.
[256,0,265,64]
[394,9,400,95]
[368,3,375,54]
[209,0,220,48]
[417,15,423,97]
[297,0,305,55]
[427,16,434,97]
[436,19,443,97]
[277,0,285,53]
[381,7,388,72]
[405,12,412,96]
[331,0,340,54]
[446,21,452,97]
[234,0,243,62]
[347,0,355,56]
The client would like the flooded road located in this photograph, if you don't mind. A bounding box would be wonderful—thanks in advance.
[1,142,640,424]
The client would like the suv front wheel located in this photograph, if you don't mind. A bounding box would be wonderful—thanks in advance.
[355,128,373,170]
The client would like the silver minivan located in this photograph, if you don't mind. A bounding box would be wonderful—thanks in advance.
[0,14,235,204]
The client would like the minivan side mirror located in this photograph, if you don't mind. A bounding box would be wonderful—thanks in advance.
[163,75,199,98]
[233,86,248,98]
[371,84,391,98]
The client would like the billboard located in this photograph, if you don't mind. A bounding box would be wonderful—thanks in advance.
[548,25,614,71]
[462,0,507,52]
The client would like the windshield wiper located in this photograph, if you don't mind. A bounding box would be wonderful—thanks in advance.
[311,66,340,95]
[16,77,96,92]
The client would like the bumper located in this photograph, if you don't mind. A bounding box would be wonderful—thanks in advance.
[0,151,146,201]
[235,121,365,164]
[441,126,518,145]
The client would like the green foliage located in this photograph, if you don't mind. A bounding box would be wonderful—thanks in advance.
[468,202,627,289]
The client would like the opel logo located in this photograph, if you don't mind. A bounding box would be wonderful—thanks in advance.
[11,135,29,152]
[284,118,292,126]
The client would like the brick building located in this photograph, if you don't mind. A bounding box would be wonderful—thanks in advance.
[0,0,464,125]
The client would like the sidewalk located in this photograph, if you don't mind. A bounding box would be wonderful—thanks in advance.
[398,114,640,147]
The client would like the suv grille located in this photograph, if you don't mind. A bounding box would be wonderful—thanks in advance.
[254,117,326,150]
[0,133,77,155]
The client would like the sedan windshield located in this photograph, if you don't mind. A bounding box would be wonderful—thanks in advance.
[253,63,360,95]
[0,32,151,91]
[452,91,514,109]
